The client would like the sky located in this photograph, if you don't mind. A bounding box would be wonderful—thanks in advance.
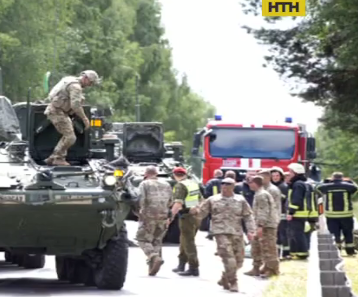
[158,0,323,132]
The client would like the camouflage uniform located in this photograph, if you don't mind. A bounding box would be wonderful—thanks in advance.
[44,76,89,165]
[265,183,282,222]
[198,194,255,292]
[172,179,201,275]
[136,177,172,275]
[245,188,279,277]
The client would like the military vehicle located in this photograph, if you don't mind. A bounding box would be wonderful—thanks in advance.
[118,122,200,244]
[0,96,136,290]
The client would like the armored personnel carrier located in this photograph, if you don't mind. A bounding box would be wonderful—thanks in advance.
[0,97,136,290]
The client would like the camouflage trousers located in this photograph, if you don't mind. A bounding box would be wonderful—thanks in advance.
[215,234,245,283]
[251,227,279,271]
[47,113,76,160]
[136,219,167,260]
[178,215,200,268]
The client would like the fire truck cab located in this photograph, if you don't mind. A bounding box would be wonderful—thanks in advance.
[192,116,320,184]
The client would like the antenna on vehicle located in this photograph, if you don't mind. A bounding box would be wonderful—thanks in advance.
[25,87,31,141]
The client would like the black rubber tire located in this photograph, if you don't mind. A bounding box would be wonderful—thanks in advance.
[15,255,25,267]
[81,262,96,287]
[11,255,18,264]
[23,255,45,269]
[4,251,12,263]
[66,259,82,284]
[163,215,180,244]
[55,256,67,280]
[94,227,128,290]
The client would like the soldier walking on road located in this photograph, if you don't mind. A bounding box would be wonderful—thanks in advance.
[244,176,280,278]
[136,166,173,276]
[204,169,223,240]
[169,167,201,276]
[190,177,255,292]
[270,167,289,259]
[44,70,100,166]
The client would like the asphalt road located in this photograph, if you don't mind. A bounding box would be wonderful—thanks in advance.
[0,222,268,296]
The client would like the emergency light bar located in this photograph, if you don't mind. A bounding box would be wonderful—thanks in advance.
[214,115,222,121]
[285,117,293,123]
[91,119,102,127]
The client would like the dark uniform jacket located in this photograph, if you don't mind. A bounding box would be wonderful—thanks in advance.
[316,179,357,218]
[236,181,255,207]
[288,174,311,218]
[204,177,223,198]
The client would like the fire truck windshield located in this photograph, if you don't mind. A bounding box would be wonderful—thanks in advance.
[208,127,296,159]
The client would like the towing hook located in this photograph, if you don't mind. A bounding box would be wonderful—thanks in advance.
[100,210,116,228]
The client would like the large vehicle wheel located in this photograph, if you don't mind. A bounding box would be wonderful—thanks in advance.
[66,259,82,284]
[80,261,95,287]
[163,216,180,244]
[94,227,128,290]
[4,251,12,263]
[13,255,25,267]
[56,257,67,281]
[23,255,45,269]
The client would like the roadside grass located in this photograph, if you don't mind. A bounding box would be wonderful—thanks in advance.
[261,260,308,297]
[344,200,358,294]
[263,200,358,297]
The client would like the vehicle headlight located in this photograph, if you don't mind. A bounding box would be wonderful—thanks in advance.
[104,175,117,186]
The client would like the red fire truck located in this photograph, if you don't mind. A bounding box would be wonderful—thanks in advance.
[192,116,318,184]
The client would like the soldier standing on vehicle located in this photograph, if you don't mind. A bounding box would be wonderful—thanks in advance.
[136,166,173,276]
[169,167,201,276]
[244,176,279,278]
[44,70,100,166]
[190,177,255,292]
[270,167,289,259]
[316,172,357,255]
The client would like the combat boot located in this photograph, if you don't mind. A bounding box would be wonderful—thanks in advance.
[172,261,186,273]
[217,272,230,290]
[149,255,163,276]
[244,266,260,276]
[44,157,54,165]
[261,267,279,278]
[52,159,70,166]
[178,266,199,276]
[229,281,239,292]
[259,264,266,274]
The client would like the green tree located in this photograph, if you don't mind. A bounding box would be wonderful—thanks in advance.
[315,125,358,179]
[0,0,215,157]
[241,0,358,134]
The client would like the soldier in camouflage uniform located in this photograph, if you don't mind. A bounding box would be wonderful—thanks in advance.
[136,166,173,276]
[245,176,279,278]
[44,70,100,166]
[169,167,201,276]
[191,177,255,292]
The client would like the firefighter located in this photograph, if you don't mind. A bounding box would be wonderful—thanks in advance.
[236,170,257,208]
[204,169,224,240]
[316,172,357,255]
[270,167,289,259]
[236,170,256,235]
[305,179,318,250]
[287,163,311,260]
[204,169,223,197]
